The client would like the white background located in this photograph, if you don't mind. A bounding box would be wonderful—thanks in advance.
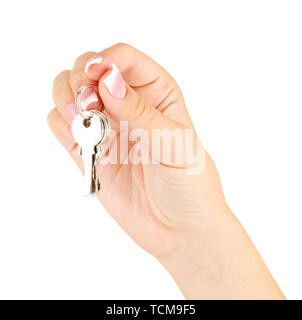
[0,0,301,299]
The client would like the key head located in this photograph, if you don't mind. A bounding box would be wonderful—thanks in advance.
[71,111,109,152]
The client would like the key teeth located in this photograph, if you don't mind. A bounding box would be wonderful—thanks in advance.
[85,184,100,197]
[94,177,101,194]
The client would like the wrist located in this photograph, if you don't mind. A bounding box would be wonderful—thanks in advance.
[157,209,284,300]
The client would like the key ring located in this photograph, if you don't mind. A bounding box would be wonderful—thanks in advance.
[75,84,102,119]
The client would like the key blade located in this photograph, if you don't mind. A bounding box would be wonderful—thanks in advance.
[81,146,96,196]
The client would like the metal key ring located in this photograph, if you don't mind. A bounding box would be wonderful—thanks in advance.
[75,84,102,119]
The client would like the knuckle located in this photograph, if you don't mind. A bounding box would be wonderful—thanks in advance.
[114,42,129,49]
[69,77,85,92]
[46,108,57,124]
[53,70,70,86]
[52,70,71,102]
[112,42,133,52]
[73,51,97,65]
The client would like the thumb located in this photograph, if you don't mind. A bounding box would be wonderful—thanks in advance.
[98,63,183,134]
[98,63,201,169]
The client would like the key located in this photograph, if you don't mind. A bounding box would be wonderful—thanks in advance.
[71,110,109,196]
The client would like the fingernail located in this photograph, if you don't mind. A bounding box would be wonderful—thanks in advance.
[84,55,103,73]
[67,102,77,122]
[80,86,102,111]
[103,63,126,99]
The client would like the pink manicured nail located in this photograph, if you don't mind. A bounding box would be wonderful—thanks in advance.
[80,86,102,111]
[67,102,77,122]
[84,55,103,73]
[103,63,126,99]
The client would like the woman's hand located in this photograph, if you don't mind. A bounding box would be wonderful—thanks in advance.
[48,43,285,299]
[49,43,225,256]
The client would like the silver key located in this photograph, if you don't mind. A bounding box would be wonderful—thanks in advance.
[71,110,109,196]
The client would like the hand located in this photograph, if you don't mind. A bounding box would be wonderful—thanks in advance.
[49,43,225,255]
[48,43,285,299]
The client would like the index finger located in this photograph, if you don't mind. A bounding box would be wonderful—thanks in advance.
[85,43,166,87]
